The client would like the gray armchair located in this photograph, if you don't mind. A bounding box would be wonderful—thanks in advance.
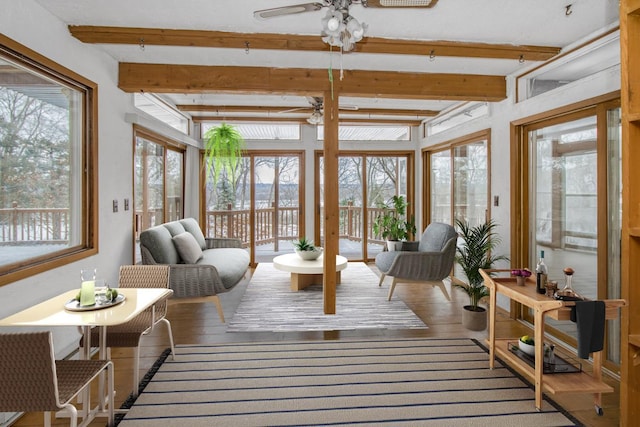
[375,222,458,301]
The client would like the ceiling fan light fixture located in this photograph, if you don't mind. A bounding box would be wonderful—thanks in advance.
[346,16,364,41]
[307,110,323,124]
[320,1,365,52]
[322,8,345,35]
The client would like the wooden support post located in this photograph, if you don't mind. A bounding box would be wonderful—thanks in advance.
[323,88,339,315]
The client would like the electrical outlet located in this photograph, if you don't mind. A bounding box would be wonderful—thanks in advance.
[112,200,118,212]
[124,198,129,211]
[494,195,499,207]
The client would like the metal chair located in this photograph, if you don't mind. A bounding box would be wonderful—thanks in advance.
[81,265,175,397]
[375,222,458,301]
[0,331,114,427]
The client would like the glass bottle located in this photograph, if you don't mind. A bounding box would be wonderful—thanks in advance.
[556,267,580,299]
[535,250,548,294]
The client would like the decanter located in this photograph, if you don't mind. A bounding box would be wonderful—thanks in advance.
[555,267,582,300]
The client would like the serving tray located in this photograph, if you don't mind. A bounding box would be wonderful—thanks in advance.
[509,342,581,374]
[64,294,125,312]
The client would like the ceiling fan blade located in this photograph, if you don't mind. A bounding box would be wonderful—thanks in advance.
[254,2,325,19]
[364,0,438,7]
[278,106,313,114]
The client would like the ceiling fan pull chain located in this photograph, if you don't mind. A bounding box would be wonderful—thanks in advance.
[328,45,335,100]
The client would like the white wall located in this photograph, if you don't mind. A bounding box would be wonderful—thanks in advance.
[0,0,142,358]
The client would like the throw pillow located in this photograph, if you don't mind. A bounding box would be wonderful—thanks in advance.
[172,232,203,264]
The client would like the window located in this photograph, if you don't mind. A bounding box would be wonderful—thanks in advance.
[0,36,97,285]
[515,96,622,368]
[317,125,410,141]
[202,151,303,264]
[427,103,488,136]
[201,122,300,140]
[425,130,490,226]
[133,126,185,263]
[516,30,619,102]
[134,93,190,134]
[316,152,414,261]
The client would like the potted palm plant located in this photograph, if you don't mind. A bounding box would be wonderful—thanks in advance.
[453,218,508,331]
[372,195,416,251]
[203,122,245,185]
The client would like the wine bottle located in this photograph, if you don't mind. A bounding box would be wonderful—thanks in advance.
[535,250,548,294]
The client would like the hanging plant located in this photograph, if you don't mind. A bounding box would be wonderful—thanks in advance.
[203,123,246,184]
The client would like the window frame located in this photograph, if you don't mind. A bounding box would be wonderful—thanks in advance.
[422,129,492,228]
[0,35,98,286]
[511,92,621,370]
[132,125,186,262]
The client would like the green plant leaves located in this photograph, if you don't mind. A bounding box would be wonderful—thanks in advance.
[453,219,509,309]
[203,123,246,185]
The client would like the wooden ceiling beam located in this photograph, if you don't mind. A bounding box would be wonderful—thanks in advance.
[69,26,560,61]
[119,63,506,101]
[176,104,439,117]
[191,116,423,126]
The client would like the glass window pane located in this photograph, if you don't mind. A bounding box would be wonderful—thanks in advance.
[318,125,410,141]
[202,123,300,140]
[454,142,487,226]
[529,115,598,342]
[134,138,165,231]
[430,150,452,224]
[0,57,84,269]
[166,149,183,222]
[134,93,189,134]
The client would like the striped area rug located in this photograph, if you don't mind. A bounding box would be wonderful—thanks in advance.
[118,338,578,426]
[227,262,427,332]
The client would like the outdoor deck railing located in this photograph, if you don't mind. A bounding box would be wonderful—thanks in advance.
[0,204,599,253]
[0,204,69,244]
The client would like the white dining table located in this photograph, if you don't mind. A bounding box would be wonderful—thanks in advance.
[0,287,173,425]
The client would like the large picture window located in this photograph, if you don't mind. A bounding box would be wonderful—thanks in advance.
[0,36,97,285]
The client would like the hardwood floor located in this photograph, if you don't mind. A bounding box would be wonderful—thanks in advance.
[13,265,620,426]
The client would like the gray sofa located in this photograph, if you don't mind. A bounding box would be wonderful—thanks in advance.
[139,218,250,322]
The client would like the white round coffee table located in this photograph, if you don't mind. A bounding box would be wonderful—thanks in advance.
[273,253,348,291]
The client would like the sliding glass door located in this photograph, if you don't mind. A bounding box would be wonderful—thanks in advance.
[317,151,413,261]
[523,103,621,367]
[204,151,303,264]
[133,127,185,262]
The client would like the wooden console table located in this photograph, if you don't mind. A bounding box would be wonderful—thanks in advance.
[480,268,626,414]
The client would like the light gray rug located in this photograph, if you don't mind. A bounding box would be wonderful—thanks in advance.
[118,338,578,426]
[226,262,427,332]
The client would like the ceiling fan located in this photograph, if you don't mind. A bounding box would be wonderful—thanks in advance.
[254,0,438,20]
[279,97,359,124]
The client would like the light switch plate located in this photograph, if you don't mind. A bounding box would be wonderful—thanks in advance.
[113,200,118,212]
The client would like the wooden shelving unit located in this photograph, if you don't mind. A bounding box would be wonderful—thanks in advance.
[492,338,613,396]
[621,1,640,425]
[480,269,625,414]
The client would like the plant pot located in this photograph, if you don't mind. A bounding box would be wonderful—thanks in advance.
[294,247,323,260]
[516,276,526,286]
[386,240,403,251]
[461,305,487,331]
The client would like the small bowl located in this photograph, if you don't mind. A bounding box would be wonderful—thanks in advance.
[295,247,323,260]
[518,339,535,356]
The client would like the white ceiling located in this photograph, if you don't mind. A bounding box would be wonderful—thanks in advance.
[34,0,620,123]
